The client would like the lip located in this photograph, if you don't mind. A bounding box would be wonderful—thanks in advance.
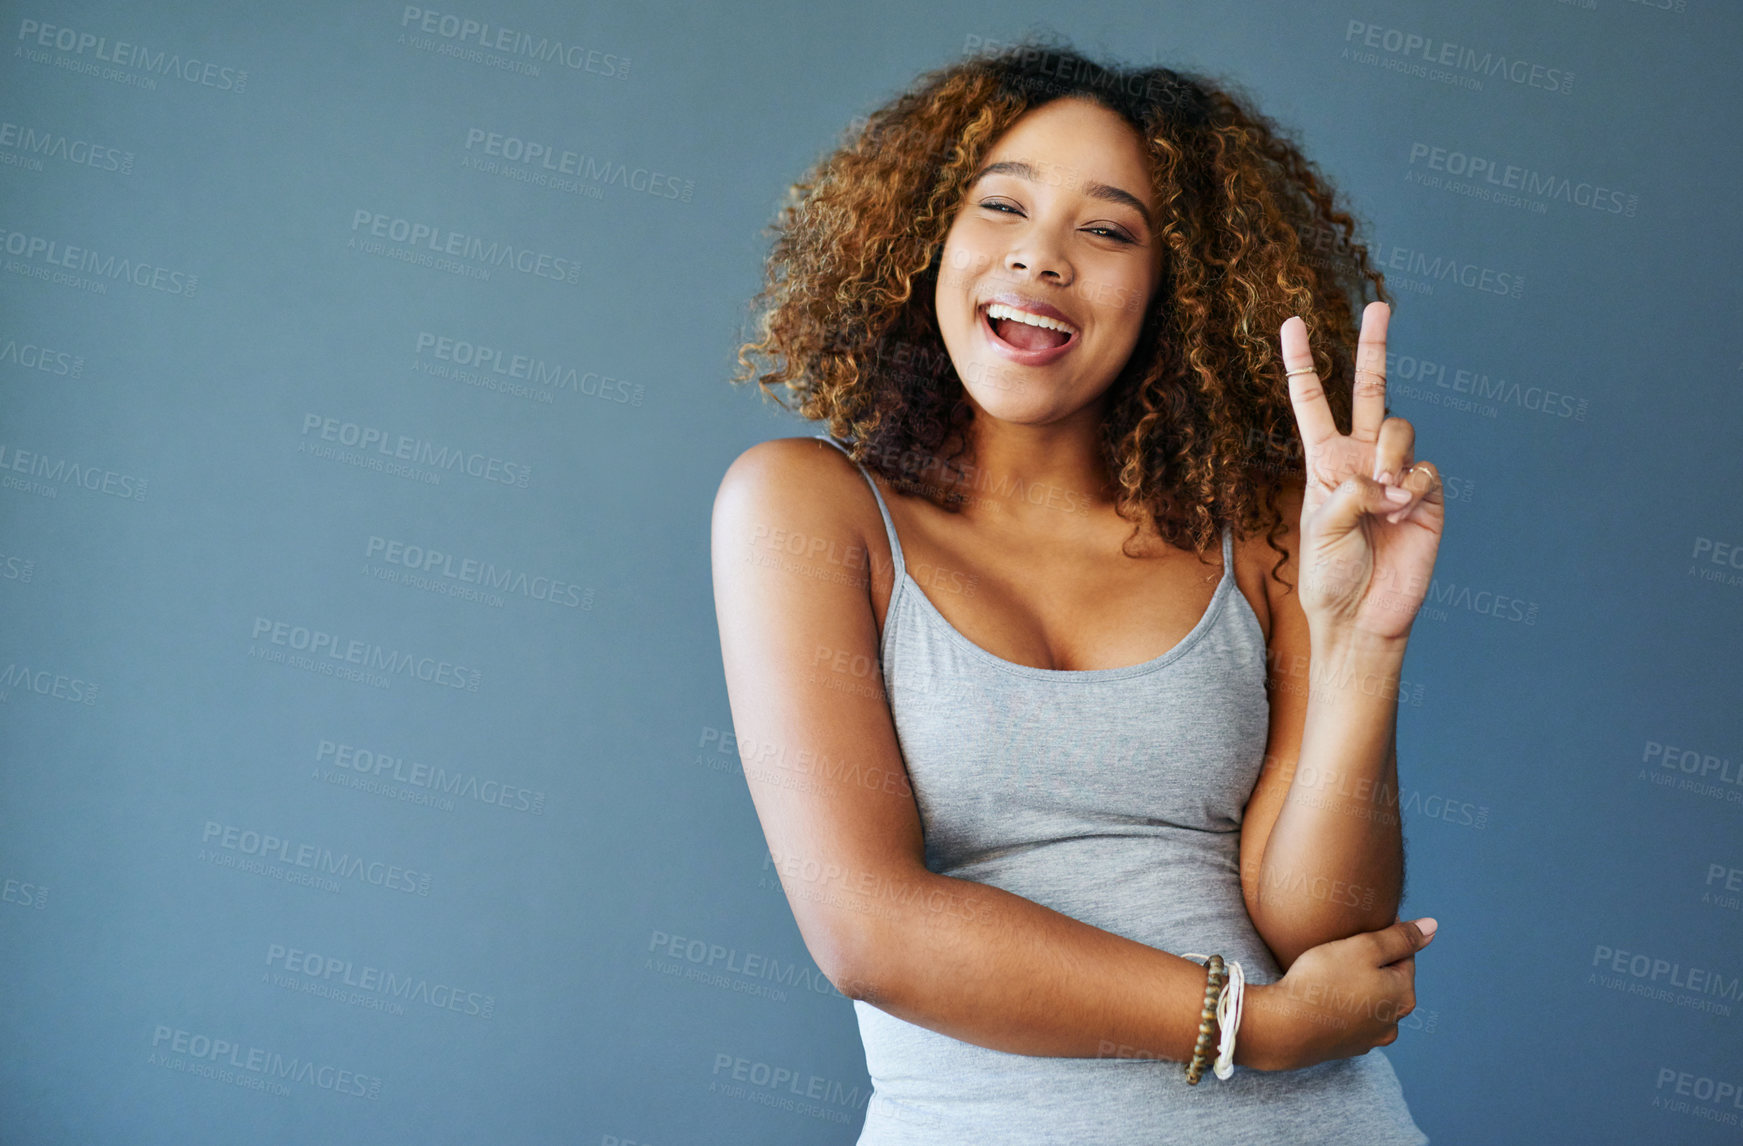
[977,294,1080,366]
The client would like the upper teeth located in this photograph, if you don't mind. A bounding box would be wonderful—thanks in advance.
[985,303,1077,336]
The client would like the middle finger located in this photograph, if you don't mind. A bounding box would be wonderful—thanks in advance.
[1351,301,1391,445]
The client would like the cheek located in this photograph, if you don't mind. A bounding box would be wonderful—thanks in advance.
[940,225,1000,283]
[934,241,966,310]
[937,257,987,329]
[1099,278,1154,343]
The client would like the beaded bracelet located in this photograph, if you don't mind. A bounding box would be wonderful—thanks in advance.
[1182,951,1247,1083]
[1184,954,1225,1085]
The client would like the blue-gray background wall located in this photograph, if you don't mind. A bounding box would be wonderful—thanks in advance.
[3,1,1739,1142]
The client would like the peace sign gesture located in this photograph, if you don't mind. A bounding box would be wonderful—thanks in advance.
[1281,302,1444,643]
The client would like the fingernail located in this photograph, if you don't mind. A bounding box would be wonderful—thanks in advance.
[1383,485,1412,504]
[1416,917,1437,938]
[1375,470,1395,485]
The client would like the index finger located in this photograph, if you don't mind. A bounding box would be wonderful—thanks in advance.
[1280,315,1339,455]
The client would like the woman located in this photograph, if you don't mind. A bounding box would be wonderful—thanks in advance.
[712,37,1445,1145]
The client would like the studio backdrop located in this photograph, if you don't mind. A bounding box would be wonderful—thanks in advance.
[3,1,1740,1143]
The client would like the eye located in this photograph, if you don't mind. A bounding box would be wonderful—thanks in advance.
[1085,225,1138,245]
[978,200,1137,244]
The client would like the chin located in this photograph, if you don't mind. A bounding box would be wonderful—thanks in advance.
[961,379,1080,424]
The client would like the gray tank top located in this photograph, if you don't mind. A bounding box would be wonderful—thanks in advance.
[814,433,1429,1145]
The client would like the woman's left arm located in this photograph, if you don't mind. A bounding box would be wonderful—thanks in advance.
[1238,301,1445,971]
[1241,588,1412,969]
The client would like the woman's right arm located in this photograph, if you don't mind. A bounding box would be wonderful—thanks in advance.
[709,438,1427,1070]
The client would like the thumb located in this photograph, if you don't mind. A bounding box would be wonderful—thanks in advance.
[1373,917,1437,966]
[1316,475,1415,543]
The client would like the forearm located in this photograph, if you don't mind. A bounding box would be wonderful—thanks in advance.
[1251,629,1407,966]
[830,867,1291,1068]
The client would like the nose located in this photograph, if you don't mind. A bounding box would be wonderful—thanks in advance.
[1002,228,1072,285]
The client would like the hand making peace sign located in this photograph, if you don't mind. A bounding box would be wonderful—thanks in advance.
[1280,301,1445,643]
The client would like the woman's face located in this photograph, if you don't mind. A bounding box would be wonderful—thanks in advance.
[935,96,1164,426]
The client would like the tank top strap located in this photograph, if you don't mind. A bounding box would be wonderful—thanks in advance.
[812,432,907,581]
[814,430,1229,594]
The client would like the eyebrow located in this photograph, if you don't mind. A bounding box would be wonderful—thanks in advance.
[968,159,1154,231]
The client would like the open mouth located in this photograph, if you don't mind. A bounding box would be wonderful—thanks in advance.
[981,303,1078,353]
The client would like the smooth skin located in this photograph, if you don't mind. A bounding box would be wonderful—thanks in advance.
[712,95,1442,1072]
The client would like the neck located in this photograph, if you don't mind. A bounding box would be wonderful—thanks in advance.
[938,405,1118,527]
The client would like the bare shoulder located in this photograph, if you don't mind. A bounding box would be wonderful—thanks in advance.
[710,433,888,617]
[713,435,877,544]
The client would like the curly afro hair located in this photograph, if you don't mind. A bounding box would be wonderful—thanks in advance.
[731,33,1393,587]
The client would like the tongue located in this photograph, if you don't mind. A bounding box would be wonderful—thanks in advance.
[994,317,1069,351]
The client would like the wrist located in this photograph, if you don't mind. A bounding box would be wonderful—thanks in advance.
[1304,627,1408,704]
[1231,982,1295,1072]
[1307,623,1409,663]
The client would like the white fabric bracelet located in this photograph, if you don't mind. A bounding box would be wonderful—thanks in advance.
[1181,954,1246,1080]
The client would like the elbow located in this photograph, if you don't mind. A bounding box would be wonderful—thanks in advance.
[820,932,891,1004]
[1253,897,1402,972]
[814,908,914,1006]
[798,866,937,1005]
[808,868,948,1004]
[829,966,879,1003]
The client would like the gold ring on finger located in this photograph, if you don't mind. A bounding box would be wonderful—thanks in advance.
[1285,366,1317,378]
